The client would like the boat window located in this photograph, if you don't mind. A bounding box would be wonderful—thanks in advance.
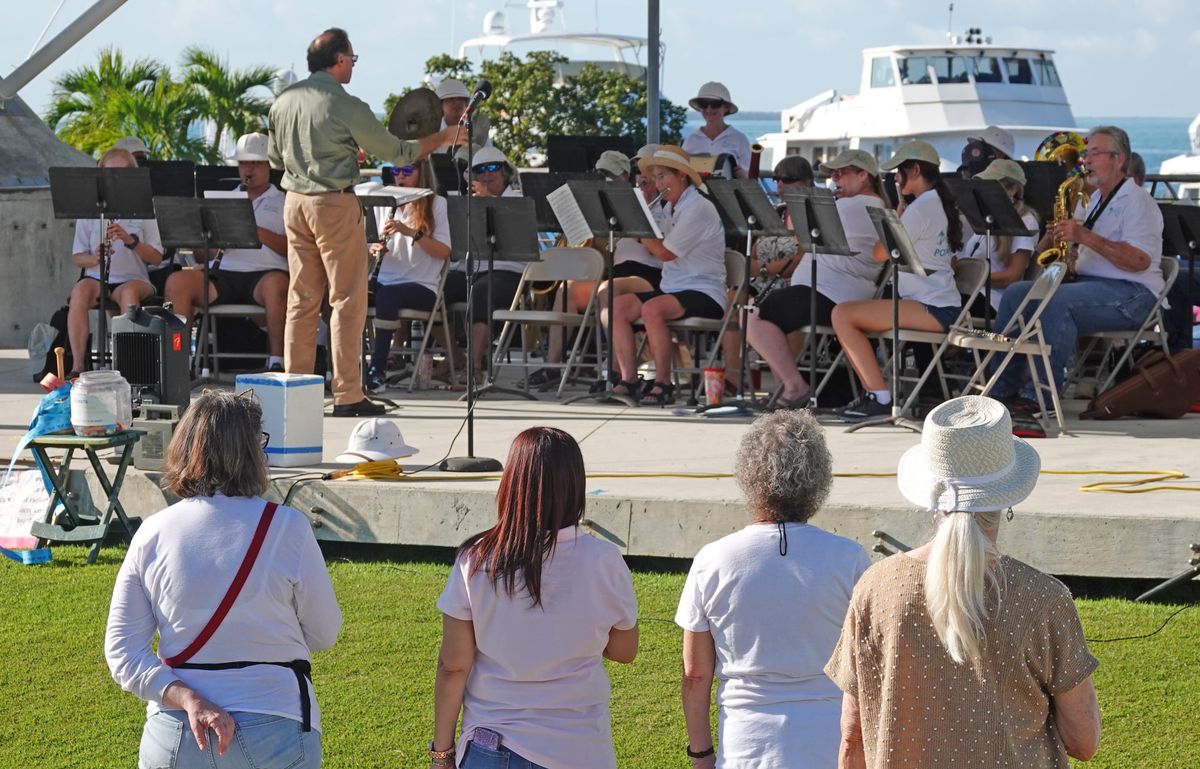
[1034,58,1062,87]
[973,56,1002,83]
[1004,57,1033,84]
[870,57,895,88]
[948,56,971,83]
[898,57,932,85]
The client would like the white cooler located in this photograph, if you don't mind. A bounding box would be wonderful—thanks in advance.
[235,373,325,467]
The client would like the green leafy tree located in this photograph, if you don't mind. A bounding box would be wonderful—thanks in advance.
[44,47,161,156]
[111,72,221,163]
[383,51,686,165]
[181,46,275,150]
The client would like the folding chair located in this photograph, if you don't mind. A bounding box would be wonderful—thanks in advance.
[370,261,458,391]
[193,304,267,378]
[949,261,1070,435]
[491,247,605,398]
[867,258,990,414]
[1069,258,1179,393]
[660,249,745,399]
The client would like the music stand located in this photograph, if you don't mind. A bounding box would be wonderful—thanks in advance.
[49,166,155,371]
[844,207,928,434]
[1161,203,1200,323]
[946,177,1035,329]
[520,172,604,233]
[547,135,636,174]
[443,196,540,471]
[785,187,857,410]
[152,196,261,380]
[145,160,197,198]
[194,165,243,196]
[1019,161,1071,226]
[430,154,466,196]
[702,178,789,416]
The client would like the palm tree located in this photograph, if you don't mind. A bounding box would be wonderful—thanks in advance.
[109,71,221,164]
[44,47,162,156]
[181,47,275,151]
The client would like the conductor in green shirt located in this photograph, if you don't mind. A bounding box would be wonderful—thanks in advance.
[269,28,461,416]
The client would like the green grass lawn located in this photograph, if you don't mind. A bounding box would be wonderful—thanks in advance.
[1,545,1197,768]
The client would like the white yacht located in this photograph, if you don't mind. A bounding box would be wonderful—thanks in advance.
[1157,113,1200,201]
[458,0,652,82]
[758,30,1077,170]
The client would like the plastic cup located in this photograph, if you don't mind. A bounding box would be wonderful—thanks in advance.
[703,367,725,406]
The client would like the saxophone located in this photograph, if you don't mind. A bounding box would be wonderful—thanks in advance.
[1034,134,1089,279]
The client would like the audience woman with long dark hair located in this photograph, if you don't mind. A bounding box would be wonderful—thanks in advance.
[105,390,341,769]
[831,141,964,421]
[431,427,639,769]
[826,395,1100,768]
[677,410,871,769]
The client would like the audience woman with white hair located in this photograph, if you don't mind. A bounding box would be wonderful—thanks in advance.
[826,395,1101,768]
[677,410,871,769]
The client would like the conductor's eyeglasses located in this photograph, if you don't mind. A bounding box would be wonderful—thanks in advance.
[473,162,504,174]
[695,99,725,110]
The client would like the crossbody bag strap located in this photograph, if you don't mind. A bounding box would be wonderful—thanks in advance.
[162,501,278,667]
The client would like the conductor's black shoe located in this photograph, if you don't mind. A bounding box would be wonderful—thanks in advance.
[331,399,386,417]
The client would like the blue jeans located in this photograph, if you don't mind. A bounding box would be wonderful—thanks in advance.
[989,275,1156,398]
[139,711,321,769]
[460,742,549,769]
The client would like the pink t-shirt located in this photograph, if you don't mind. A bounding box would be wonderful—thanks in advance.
[437,526,638,769]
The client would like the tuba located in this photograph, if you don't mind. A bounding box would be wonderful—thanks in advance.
[1034,131,1088,279]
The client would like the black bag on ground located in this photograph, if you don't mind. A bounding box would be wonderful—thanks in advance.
[1080,349,1200,419]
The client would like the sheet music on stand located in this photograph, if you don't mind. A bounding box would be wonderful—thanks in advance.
[521,171,603,233]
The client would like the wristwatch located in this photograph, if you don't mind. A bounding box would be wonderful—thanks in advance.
[686,744,715,759]
[125,232,141,249]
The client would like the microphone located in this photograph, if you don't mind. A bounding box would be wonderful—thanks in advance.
[460,79,492,123]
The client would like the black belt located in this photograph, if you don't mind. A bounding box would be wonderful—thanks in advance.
[173,659,313,731]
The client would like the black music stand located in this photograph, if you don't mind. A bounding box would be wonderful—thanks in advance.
[550,180,661,407]
[785,188,857,410]
[49,166,155,371]
[845,207,927,434]
[1019,161,1071,226]
[146,160,197,198]
[547,135,636,174]
[443,196,540,471]
[520,172,604,233]
[430,154,466,196]
[1161,203,1200,331]
[947,177,1034,329]
[702,179,789,416]
[152,196,261,380]
[194,164,244,196]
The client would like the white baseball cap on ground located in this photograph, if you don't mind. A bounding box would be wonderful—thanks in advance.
[335,418,419,463]
[234,133,270,162]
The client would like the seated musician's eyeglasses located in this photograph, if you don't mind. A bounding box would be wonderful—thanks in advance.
[394,165,416,176]
[694,99,725,110]
[1083,150,1118,158]
[473,162,504,174]
[260,431,270,449]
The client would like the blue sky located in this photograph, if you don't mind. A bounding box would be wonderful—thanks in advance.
[3,0,1199,119]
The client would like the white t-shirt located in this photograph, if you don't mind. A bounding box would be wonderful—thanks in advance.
[104,494,342,731]
[895,189,960,307]
[375,195,451,292]
[960,210,1040,309]
[437,526,638,769]
[219,184,288,273]
[683,125,753,173]
[1075,179,1164,296]
[660,186,727,308]
[73,218,163,285]
[791,194,887,304]
[675,523,872,769]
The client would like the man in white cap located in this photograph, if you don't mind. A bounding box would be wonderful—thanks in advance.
[165,133,290,371]
[959,125,1015,177]
[682,81,752,178]
[433,78,491,155]
[114,136,150,162]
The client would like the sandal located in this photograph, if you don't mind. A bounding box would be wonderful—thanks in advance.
[639,381,675,406]
[772,391,812,411]
[610,379,642,400]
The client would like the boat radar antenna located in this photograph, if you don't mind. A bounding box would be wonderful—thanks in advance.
[946,3,954,40]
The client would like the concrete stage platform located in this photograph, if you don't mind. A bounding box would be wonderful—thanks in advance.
[3,349,1199,580]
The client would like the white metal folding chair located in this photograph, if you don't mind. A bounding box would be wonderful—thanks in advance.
[370,261,458,391]
[193,304,267,378]
[950,261,1070,435]
[491,247,605,397]
[662,249,745,398]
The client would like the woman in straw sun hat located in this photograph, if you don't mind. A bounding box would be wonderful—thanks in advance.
[605,145,727,405]
[825,395,1101,769]
[682,81,752,178]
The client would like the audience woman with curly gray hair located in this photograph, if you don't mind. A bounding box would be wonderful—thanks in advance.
[675,410,871,769]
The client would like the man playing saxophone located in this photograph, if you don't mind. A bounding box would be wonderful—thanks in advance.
[988,125,1164,430]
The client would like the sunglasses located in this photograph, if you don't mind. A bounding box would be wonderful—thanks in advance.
[394,165,416,176]
[695,99,725,110]
[775,176,804,185]
[260,431,270,449]
[473,162,504,174]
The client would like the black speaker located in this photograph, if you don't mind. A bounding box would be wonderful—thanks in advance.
[111,305,191,410]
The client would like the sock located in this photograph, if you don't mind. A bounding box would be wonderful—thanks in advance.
[268,355,284,368]
[871,389,892,405]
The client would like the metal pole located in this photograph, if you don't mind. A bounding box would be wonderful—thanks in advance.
[646,0,660,145]
[0,0,128,103]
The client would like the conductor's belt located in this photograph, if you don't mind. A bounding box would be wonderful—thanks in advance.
[168,658,314,731]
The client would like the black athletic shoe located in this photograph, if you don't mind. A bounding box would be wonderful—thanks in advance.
[331,399,386,417]
[837,392,891,422]
[364,366,386,393]
[1010,413,1046,439]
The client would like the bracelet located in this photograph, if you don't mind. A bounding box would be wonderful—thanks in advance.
[412,230,425,243]
[428,741,456,762]
[686,744,715,759]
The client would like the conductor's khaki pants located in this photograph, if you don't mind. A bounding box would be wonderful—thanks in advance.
[283,191,368,405]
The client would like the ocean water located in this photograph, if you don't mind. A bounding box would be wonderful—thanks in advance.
[684,113,1193,173]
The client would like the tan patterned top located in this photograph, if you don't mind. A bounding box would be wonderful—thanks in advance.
[825,553,1098,769]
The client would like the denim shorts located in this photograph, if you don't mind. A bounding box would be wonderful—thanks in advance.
[460,741,549,769]
[923,303,961,330]
[139,711,321,769]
